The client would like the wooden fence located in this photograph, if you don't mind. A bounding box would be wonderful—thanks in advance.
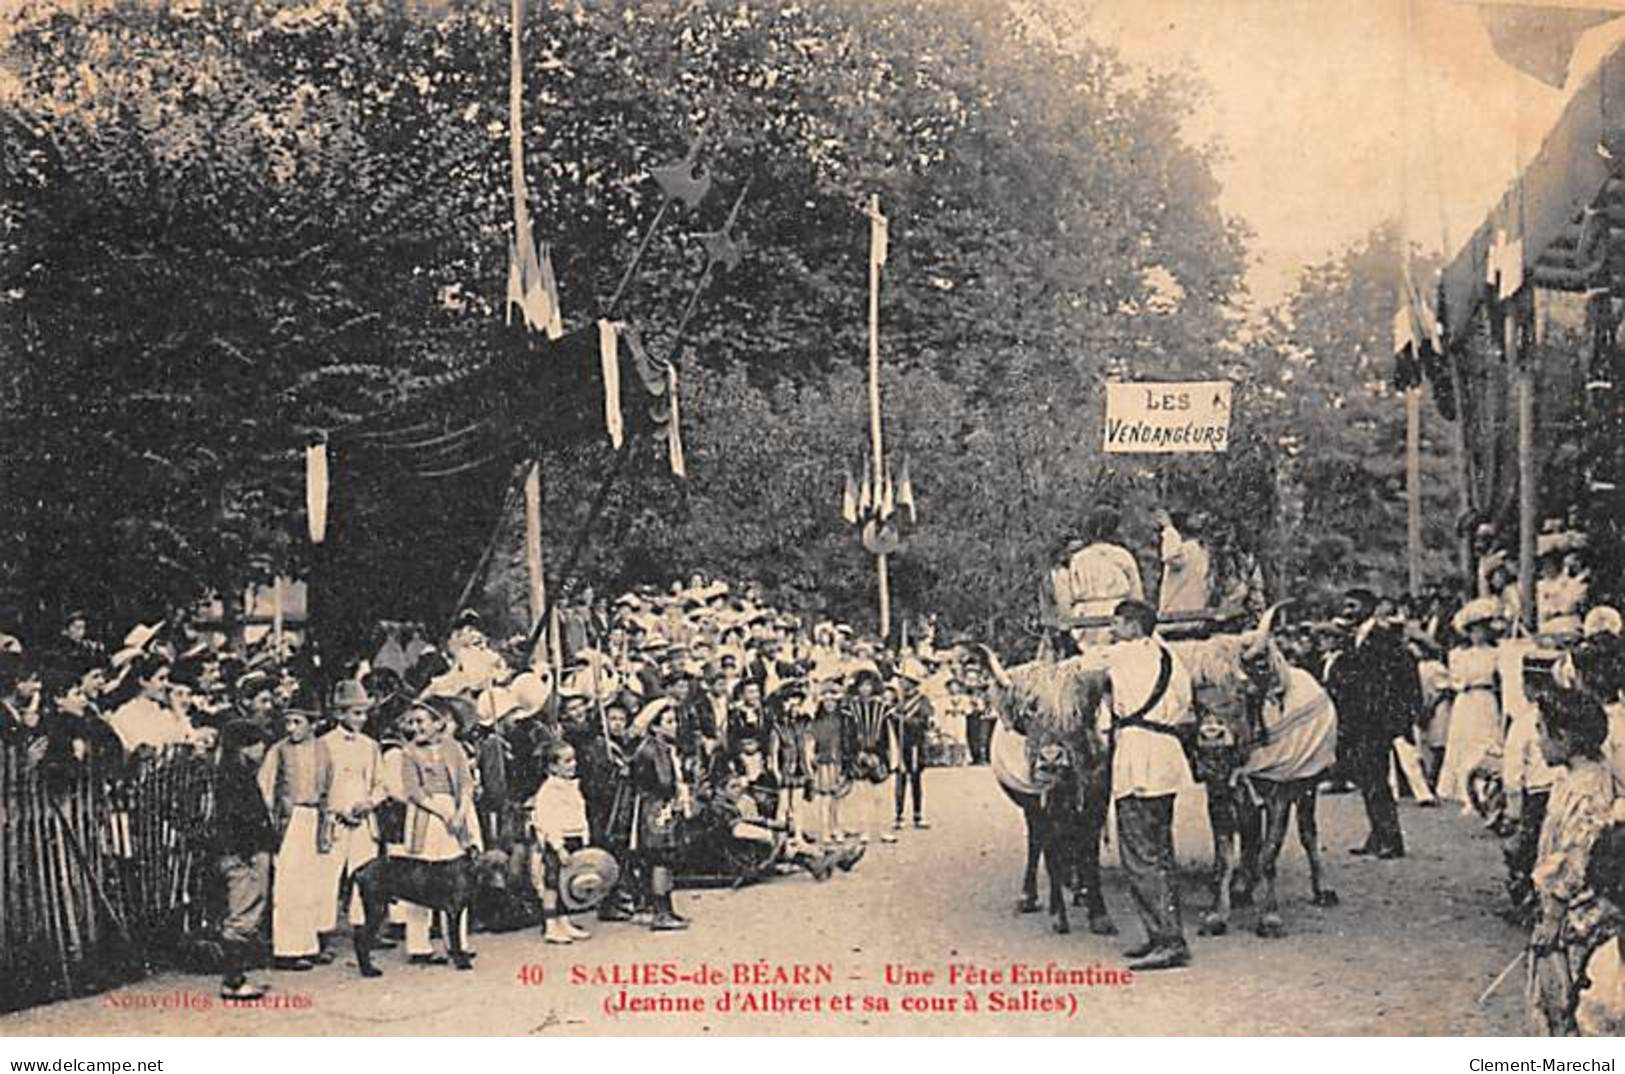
[0,745,219,1012]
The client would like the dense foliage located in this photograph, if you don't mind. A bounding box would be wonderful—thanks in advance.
[1,0,1448,652]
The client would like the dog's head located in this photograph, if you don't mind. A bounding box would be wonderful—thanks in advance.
[468,848,511,892]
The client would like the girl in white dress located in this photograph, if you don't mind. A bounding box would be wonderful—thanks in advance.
[1437,599,1504,808]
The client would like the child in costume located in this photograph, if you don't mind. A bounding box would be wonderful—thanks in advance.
[531,740,594,944]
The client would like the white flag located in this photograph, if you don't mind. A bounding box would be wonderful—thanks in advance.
[870,200,888,268]
[598,319,624,450]
[305,441,329,545]
[667,362,686,478]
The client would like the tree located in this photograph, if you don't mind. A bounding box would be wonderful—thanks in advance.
[2,0,1258,653]
[1257,221,1460,605]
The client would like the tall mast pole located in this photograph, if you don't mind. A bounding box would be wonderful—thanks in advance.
[867,194,889,640]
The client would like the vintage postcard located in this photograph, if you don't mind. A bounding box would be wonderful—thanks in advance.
[1,0,1623,1044]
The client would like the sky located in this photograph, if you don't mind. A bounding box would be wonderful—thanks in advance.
[1074,0,1625,304]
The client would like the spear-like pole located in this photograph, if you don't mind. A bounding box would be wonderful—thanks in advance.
[865,194,890,640]
[603,120,713,320]
[525,185,749,654]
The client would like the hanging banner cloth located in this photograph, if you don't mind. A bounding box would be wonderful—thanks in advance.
[330,322,676,482]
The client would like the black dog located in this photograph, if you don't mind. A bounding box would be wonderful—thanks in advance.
[353,849,508,978]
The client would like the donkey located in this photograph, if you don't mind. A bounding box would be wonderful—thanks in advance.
[981,647,1117,937]
[1173,612,1340,938]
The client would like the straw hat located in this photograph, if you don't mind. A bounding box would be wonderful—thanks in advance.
[331,679,373,711]
[1583,605,1622,638]
[558,848,622,911]
[630,697,675,738]
[1452,597,1501,634]
[111,622,162,668]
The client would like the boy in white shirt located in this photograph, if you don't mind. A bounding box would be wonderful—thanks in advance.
[531,741,593,945]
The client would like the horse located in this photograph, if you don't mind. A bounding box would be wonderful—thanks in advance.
[981,647,1116,937]
[1171,615,1340,938]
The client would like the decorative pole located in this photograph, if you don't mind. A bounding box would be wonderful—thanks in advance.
[867,194,889,640]
[1405,384,1423,598]
[1512,290,1537,635]
[510,0,560,676]
[838,197,917,642]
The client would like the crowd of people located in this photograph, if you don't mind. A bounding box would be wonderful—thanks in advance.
[1264,575,1625,1036]
[1042,504,1623,1032]
[0,576,999,1001]
[4,502,1624,1032]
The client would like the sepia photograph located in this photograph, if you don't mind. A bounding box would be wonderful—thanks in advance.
[2,0,1624,1047]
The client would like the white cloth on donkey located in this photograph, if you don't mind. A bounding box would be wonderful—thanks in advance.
[991,723,1042,797]
[1238,666,1337,782]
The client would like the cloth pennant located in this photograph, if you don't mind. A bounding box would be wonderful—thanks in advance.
[306,440,329,545]
[859,457,873,517]
[505,240,523,327]
[667,362,686,478]
[842,469,859,524]
[598,320,624,450]
[869,196,888,268]
[897,456,916,524]
[1392,295,1417,359]
[538,242,564,340]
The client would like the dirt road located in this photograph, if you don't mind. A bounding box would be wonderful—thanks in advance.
[3,767,1529,1035]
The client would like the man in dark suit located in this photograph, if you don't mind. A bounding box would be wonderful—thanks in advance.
[1322,588,1422,859]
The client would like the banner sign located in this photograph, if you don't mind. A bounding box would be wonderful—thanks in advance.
[1103,381,1233,454]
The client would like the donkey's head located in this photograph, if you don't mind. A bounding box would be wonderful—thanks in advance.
[1190,603,1293,783]
[978,644,1107,793]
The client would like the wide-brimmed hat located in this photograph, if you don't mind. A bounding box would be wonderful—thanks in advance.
[896,655,929,684]
[559,847,622,911]
[507,670,553,713]
[331,678,373,711]
[281,682,323,720]
[1584,605,1623,638]
[630,697,675,737]
[233,668,277,701]
[845,661,882,688]
[1452,597,1501,634]
[111,622,163,668]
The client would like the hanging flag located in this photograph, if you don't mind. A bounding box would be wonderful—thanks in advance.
[507,0,558,337]
[1392,298,1418,359]
[666,362,686,478]
[897,455,916,524]
[598,319,624,449]
[859,457,873,517]
[869,197,888,268]
[505,240,523,327]
[1487,227,1525,300]
[1474,3,1619,89]
[879,463,895,520]
[517,235,554,334]
[305,440,329,545]
[538,243,564,339]
[842,469,859,524]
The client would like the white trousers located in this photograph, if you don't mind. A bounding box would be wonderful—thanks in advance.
[811,792,843,841]
[317,820,378,930]
[272,807,334,958]
[851,779,891,839]
[1388,737,1437,804]
[402,904,469,956]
